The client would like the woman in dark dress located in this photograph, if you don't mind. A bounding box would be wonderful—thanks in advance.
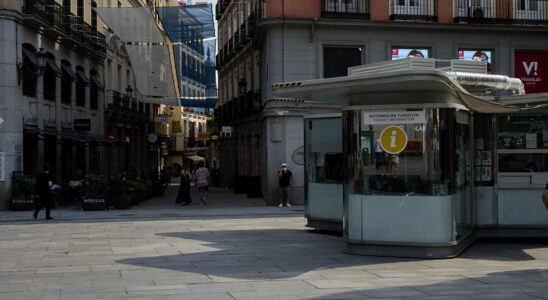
[176,168,192,205]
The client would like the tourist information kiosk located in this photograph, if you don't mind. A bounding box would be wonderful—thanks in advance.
[274,59,548,258]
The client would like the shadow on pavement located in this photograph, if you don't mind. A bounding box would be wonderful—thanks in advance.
[117,228,544,282]
[306,269,548,299]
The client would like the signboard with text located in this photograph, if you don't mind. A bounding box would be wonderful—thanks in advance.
[363,111,426,125]
[515,51,548,94]
[74,119,91,131]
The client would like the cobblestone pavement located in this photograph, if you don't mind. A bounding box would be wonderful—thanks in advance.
[1,187,548,299]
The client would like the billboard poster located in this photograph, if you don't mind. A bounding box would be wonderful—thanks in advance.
[458,50,492,63]
[515,51,548,94]
[391,48,430,60]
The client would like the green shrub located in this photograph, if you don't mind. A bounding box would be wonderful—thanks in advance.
[83,175,107,198]
[11,172,35,199]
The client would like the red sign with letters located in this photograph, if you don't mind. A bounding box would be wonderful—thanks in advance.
[515,51,548,94]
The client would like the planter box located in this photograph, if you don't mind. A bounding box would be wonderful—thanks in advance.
[10,197,35,211]
[81,198,107,211]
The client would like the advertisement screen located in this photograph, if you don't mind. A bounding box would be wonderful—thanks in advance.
[515,51,548,94]
[458,50,492,63]
[391,48,430,60]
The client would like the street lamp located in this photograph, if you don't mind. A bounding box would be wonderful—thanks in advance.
[125,85,133,98]
[17,47,48,85]
[238,78,247,97]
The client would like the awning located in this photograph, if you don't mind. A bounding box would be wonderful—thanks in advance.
[271,69,548,114]
[46,58,62,75]
[186,155,205,162]
[61,64,77,81]
[76,69,91,86]
[22,48,37,65]
[125,44,177,98]
[95,6,180,100]
[90,72,105,90]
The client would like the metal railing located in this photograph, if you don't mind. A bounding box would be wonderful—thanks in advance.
[22,0,54,24]
[454,0,548,25]
[390,0,438,22]
[321,0,370,19]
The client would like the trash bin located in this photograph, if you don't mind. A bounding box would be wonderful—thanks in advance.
[246,176,263,198]
[233,176,246,194]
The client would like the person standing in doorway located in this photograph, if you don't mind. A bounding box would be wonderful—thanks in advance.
[176,167,192,206]
[194,162,210,205]
[277,163,293,207]
[33,164,53,220]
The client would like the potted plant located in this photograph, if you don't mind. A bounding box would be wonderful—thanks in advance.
[10,172,36,211]
[81,175,108,211]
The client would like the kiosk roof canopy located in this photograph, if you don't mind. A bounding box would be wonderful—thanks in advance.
[272,69,548,114]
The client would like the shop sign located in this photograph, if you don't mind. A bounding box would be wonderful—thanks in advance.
[43,120,56,128]
[171,121,182,134]
[0,152,4,181]
[363,111,425,125]
[379,126,408,155]
[74,119,91,131]
[210,134,219,140]
[515,51,548,93]
[60,121,72,129]
[23,116,38,126]
[198,132,210,141]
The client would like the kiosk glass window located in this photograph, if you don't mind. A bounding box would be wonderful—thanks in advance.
[343,108,473,244]
[497,115,548,173]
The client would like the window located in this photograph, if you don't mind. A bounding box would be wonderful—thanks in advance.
[76,66,87,107]
[77,0,84,18]
[21,45,38,97]
[91,1,97,29]
[43,57,57,101]
[323,46,363,78]
[61,60,73,104]
[90,70,101,110]
[63,0,70,12]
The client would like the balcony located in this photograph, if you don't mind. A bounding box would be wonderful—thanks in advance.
[22,0,54,28]
[390,0,438,22]
[454,0,548,25]
[321,0,370,19]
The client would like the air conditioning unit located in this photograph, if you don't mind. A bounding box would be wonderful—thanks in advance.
[469,7,484,18]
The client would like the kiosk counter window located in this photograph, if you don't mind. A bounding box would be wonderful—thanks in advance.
[344,108,474,245]
[496,114,548,225]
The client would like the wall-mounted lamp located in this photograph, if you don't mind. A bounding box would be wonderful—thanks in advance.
[238,78,247,97]
[17,47,48,86]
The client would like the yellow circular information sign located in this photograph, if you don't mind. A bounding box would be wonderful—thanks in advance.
[380,126,408,155]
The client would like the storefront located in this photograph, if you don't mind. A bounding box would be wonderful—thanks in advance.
[275,59,548,258]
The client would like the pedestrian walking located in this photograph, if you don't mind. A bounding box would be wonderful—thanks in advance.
[176,167,192,206]
[277,163,293,207]
[33,164,54,220]
[194,162,210,205]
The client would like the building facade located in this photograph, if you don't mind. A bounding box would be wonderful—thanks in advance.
[0,0,110,208]
[215,0,548,205]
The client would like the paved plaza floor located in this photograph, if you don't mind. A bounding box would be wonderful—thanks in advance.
[1,186,548,299]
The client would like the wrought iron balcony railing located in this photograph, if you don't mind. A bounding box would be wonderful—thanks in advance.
[321,0,371,19]
[390,0,438,22]
[454,0,548,25]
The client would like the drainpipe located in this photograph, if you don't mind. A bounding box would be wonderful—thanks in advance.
[447,72,525,95]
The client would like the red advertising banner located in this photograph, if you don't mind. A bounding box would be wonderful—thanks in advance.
[515,51,548,94]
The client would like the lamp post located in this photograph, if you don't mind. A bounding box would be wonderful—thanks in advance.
[17,47,48,85]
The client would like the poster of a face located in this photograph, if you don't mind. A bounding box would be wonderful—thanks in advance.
[392,48,429,60]
[458,50,492,63]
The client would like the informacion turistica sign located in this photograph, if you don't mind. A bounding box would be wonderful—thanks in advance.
[363,110,426,125]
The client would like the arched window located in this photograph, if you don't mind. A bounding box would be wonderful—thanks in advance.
[61,60,75,104]
[89,69,104,110]
[43,53,60,101]
[75,66,90,107]
[22,43,38,97]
